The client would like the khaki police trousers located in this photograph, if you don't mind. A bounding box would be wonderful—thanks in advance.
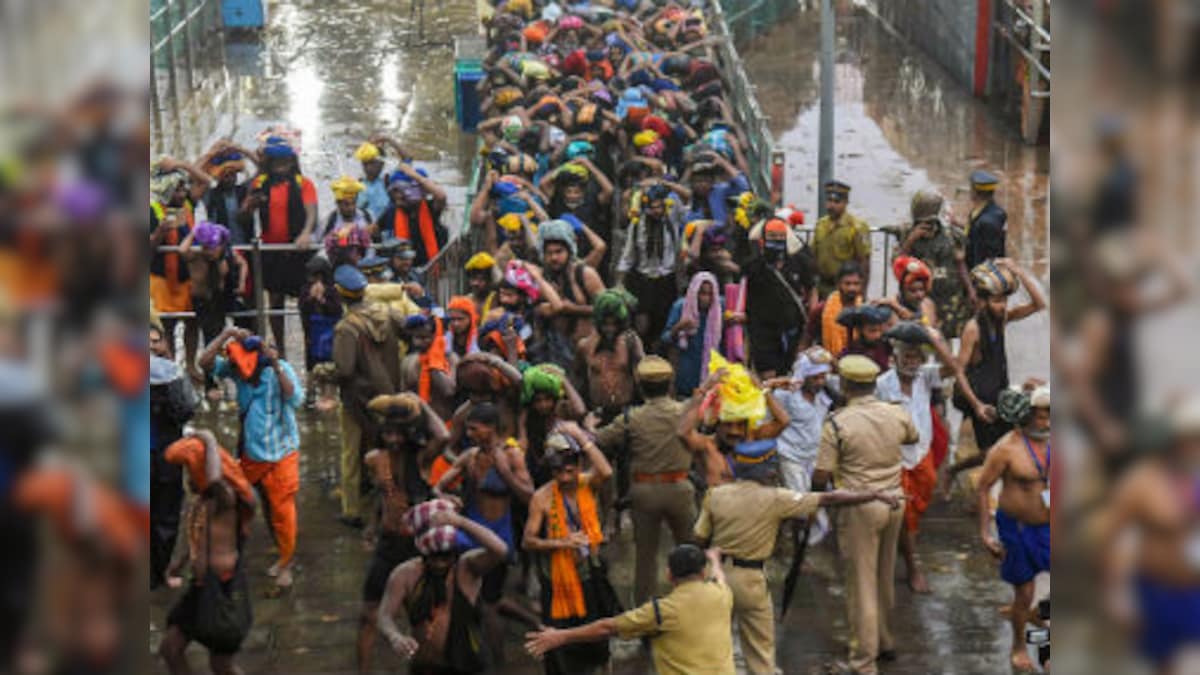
[339,408,364,519]
[838,500,904,674]
[724,562,776,674]
[630,481,695,604]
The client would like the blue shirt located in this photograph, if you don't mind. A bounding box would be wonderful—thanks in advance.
[773,388,831,463]
[213,356,304,462]
[708,173,751,225]
[357,175,391,222]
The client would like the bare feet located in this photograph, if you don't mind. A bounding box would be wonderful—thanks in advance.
[276,566,293,588]
[1010,649,1037,672]
[907,569,931,594]
[166,575,183,589]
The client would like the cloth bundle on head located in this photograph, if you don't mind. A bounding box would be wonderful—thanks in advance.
[225,335,265,381]
[678,272,723,375]
[494,86,524,109]
[465,251,497,272]
[708,351,766,426]
[837,304,892,329]
[523,21,550,44]
[150,169,189,204]
[502,115,525,143]
[478,314,528,359]
[403,498,457,537]
[457,358,507,393]
[416,525,458,556]
[565,140,595,160]
[446,295,480,354]
[503,261,540,301]
[497,213,525,234]
[537,219,577,259]
[192,221,229,250]
[1030,385,1051,409]
[559,14,584,29]
[792,350,833,383]
[592,288,635,324]
[521,364,565,405]
[557,162,589,182]
[354,142,382,163]
[12,468,142,564]
[562,49,590,77]
[206,150,245,178]
[885,321,932,346]
[633,129,659,148]
[997,386,1033,426]
[331,175,366,202]
[326,224,372,255]
[970,261,1020,297]
[262,137,297,159]
[893,255,932,288]
[163,437,256,522]
[367,392,423,425]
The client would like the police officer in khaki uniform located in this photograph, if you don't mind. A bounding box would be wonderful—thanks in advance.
[593,356,698,605]
[694,438,899,675]
[812,355,918,675]
[813,180,872,296]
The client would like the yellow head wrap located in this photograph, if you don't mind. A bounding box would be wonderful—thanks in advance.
[558,163,589,180]
[633,129,660,148]
[464,252,497,271]
[331,175,365,201]
[498,213,523,232]
[354,142,381,163]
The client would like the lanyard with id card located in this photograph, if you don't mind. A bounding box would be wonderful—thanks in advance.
[1023,434,1050,509]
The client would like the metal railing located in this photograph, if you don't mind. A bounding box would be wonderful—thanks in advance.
[150,0,227,155]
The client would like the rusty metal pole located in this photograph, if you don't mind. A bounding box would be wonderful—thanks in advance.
[817,0,834,217]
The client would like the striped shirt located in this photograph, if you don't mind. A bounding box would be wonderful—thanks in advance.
[214,356,304,463]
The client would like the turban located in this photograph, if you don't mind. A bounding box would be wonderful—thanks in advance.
[559,14,584,29]
[354,142,382,163]
[1030,385,1051,409]
[633,129,659,148]
[893,255,931,288]
[331,175,365,202]
[490,179,521,198]
[457,359,504,393]
[262,139,296,159]
[573,103,598,127]
[537,218,578,258]
[506,0,533,18]
[763,217,789,238]
[970,261,1020,296]
[325,224,372,254]
[465,251,497,271]
[997,387,1032,426]
[478,315,527,361]
[367,392,423,424]
[416,525,458,556]
[192,220,230,249]
[523,21,549,44]
[150,169,189,204]
[563,50,589,77]
[593,288,635,323]
[503,261,541,301]
[521,59,551,81]
[521,364,565,404]
[605,32,630,53]
[642,115,672,139]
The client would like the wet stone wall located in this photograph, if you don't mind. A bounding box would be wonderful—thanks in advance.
[863,0,981,91]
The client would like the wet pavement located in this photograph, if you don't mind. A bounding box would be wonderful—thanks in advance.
[151,2,1047,673]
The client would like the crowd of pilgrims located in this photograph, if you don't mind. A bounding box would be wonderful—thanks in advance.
[148,1,1049,674]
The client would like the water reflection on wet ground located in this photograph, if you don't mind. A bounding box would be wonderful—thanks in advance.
[150,3,1043,673]
[743,3,1050,384]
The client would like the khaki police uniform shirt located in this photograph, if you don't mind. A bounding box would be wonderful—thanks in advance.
[595,396,691,475]
[693,481,821,560]
[815,395,918,493]
[615,578,736,675]
[813,212,871,283]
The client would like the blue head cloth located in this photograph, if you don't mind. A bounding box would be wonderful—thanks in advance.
[490,181,520,198]
[498,195,530,216]
[605,32,630,52]
[334,264,368,292]
[263,141,296,159]
[586,49,606,62]
[628,69,653,87]
[565,140,595,160]
[616,87,647,120]
[651,78,680,92]
[404,313,432,331]
[241,335,263,352]
[560,213,585,234]
[388,165,429,185]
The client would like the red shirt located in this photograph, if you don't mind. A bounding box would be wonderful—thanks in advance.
[264,177,317,243]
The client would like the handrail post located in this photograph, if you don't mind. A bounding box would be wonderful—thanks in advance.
[252,224,266,336]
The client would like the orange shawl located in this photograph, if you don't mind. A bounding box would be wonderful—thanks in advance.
[820,290,861,357]
[418,318,449,403]
[547,478,603,620]
[164,437,257,534]
[447,295,479,355]
[392,200,440,262]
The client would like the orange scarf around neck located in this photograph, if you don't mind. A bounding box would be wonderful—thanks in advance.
[418,318,449,402]
[547,477,603,620]
[392,201,439,261]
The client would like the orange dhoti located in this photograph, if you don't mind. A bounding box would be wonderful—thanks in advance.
[240,451,300,567]
[901,451,937,533]
[150,274,192,313]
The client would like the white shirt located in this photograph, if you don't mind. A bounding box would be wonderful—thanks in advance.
[875,365,941,469]
[773,388,831,463]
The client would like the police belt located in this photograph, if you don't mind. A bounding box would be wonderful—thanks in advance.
[721,555,764,570]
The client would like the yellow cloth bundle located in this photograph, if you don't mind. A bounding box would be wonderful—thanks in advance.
[354,142,381,162]
[331,175,365,201]
[708,351,766,426]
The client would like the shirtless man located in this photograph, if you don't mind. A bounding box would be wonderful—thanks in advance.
[400,315,457,420]
[376,509,509,674]
[434,403,535,661]
[574,289,645,422]
[678,369,790,490]
[977,385,1051,672]
[159,429,256,675]
[357,394,449,673]
[446,353,524,455]
[1102,395,1200,673]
